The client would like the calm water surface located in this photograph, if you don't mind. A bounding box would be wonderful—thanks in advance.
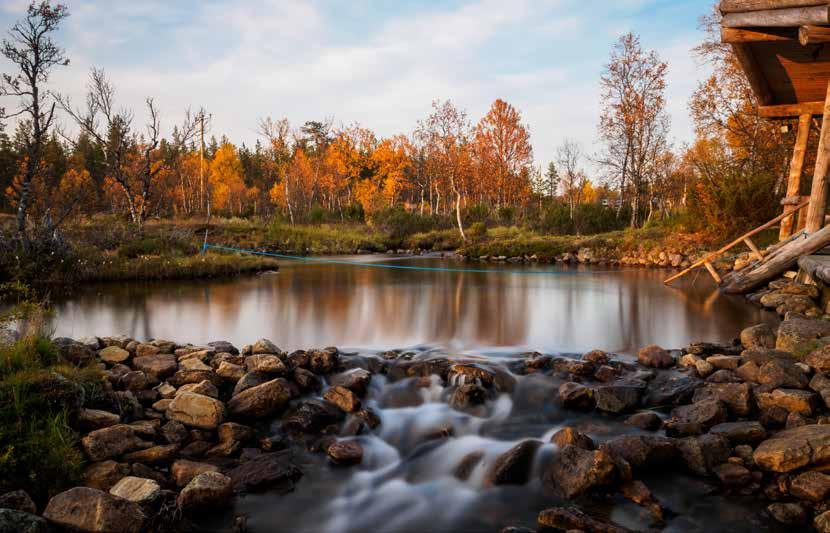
[50,256,781,533]
[51,255,776,354]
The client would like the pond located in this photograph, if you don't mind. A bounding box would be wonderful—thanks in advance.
[50,256,781,533]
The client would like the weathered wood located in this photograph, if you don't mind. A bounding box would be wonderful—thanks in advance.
[759,101,825,118]
[780,113,812,239]
[799,24,830,45]
[744,237,764,261]
[664,199,810,285]
[723,6,830,28]
[721,27,798,43]
[806,82,830,233]
[703,261,723,284]
[732,43,774,106]
[722,224,830,293]
[798,254,830,284]
[721,0,829,14]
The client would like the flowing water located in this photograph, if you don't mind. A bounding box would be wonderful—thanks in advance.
[49,256,781,532]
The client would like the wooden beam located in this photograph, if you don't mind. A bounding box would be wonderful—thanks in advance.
[721,27,798,43]
[780,113,813,239]
[758,101,825,118]
[799,24,830,44]
[703,261,723,284]
[722,5,830,27]
[721,0,829,14]
[732,43,774,106]
[806,81,830,233]
[744,237,765,261]
[722,224,830,293]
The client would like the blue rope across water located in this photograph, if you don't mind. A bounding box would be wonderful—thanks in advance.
[202,243,641,276]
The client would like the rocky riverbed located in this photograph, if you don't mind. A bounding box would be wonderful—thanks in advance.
[4,278,830,532]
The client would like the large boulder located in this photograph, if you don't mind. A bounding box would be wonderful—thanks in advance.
[227,452,303,493]
[668,399,727,431]
[558,382,595,410]
[43,487,145,533]
[0,509,49,533]
[245,354,286,375]
[177,472,234,511]
[637,345,674,368]
[109,476,161,504]
[484,440,542,486]
[642,373,701,407]
[81,425,144,462]
[308,348,340,374]
[753,424,830,472]
[776,315,830,355]
[227,378,292,418]
[166,392,226,430]
[676,434,730,476]
[741,324,776,350]
[171,459,220,488]
[595,385,641,413]
[545,445,616,499]
[806,345,830,374]
[282,399,344,433]
[709,421,766,445]
[99,346,130,364]
[323,386,361,413]
[251,338,280,354]
[132,353,178,379]
[790,471,830,502]
[756,358,809,389]
[326,440,363,465]
[537,507,630,533]
[600,435,677,472]
[692,382,752,417]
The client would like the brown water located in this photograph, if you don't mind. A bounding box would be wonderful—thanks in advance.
[50,256,781,533]
[50,255,775,354]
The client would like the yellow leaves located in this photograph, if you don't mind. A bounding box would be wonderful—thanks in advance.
[209,143,247,213]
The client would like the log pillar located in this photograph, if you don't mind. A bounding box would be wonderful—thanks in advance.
[805,82,830,233]
[780,113,812,240]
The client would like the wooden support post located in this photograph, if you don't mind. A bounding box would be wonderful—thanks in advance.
[744,237,764,261]
[721,27,798,43]
[805,82,830,233]
[799,25,830,45]
[703,261,722,284]
[781,113,812,240]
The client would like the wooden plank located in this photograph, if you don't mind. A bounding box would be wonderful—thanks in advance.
[721,0,829,14]
[721,27,798,43]
[722,6,830,28]
[780,113,812,239]
[806,81,830,233]
[703,261,723,284]
[799,24,830,45]
[732,43,775,106]
[758,101,825,118]
[744,237,765,261]
[722,223,830,293]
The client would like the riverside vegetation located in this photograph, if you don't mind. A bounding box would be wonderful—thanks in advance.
[3,274,830,532]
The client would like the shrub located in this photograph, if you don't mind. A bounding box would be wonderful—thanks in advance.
[467,222,487,241]
[369,207,451,244]
[118,235,198,259]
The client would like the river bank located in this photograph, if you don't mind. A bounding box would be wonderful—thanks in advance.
[1,275,830,532]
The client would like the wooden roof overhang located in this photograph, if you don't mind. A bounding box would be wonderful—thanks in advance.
[720,0,830,118]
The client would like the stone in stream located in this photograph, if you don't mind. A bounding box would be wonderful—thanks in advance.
[329,368,372,396]
[161,420,189,444]
[668,399,727,430]
[171,459,220,488]
[756,388,818,416]
[326,440,364,465]
[109,476,161,504]
[177,472,234,511]
[624,411,663,431]
[642,373,700,407]
[282,399,345,433]
[133,353,178,379]
[753,424,830,472]
[545,445,616,499]
[767,503,807,525]
[713,463,752,486]
[251,338,280,355]
[789,471,830,502]
[550,427,594,450]
[453,451,485,481]
[308,348,340,374]
[0,509,49,533]
[219,422,256,444]
[179,357,212,372]
[43,487,145,533]
[233,371,271,396]
[166,392,226,430]
[709,421,766,445]
[484,439,542,486]
[811,373,830,409]
[600,435,677,472]
[756,358,809,389]
[637,345,674,368]
[245,354,286,375]
[558,382,595,411]
[228,378,292,418]
[449,384,488,412]
[595,384,641,413]
[227,452,303,493]
[676,434,730,476]
[324,385,362,413]
[292,368,321,391]
[776,314,830,355]
[691,382,752,417]
[537,506,630,533]
[706,355,741,370]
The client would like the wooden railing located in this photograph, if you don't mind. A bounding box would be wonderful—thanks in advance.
[663,198,811,285]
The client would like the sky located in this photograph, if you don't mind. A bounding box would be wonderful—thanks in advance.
[0,0,714,173]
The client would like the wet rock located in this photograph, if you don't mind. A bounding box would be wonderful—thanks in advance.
[109,476,161,504]
[624,411,662,431]
[227,452,303,493]
[694,359,715,377]
[449,383,488,412]
[692,382,752,417]
[329,368,372,396]
[167,392,226,429]
[453,451,485,481]
[600,435,677,472]
[753,424,830,472]
[176,379,219,398]
[0,490,36,514]
[537,506,630,533]
[177,472,234,511]
[308,348,340,374]
[245,354,286,375]
[485,439,542,486]
[767,503,807,525]
[558,382,595,411]
[82,424,145,462]
[326,440,364,465]
[637,345,674,368]
[43,487,145,533]
[232,371,270,396]
[709,421,766,444]
[324,385,362,413]
[282,399,345,433]
[595,384,640,413]
[757,358,809,389]
[171,459,220,488]
[251,338,279,354]
[741,324,777,351]
[0,509,49,533]
[219,422,255,444]
[545,445,616,499]
[756,388,818,416]
[228,378,292,418]
[594,365,618,382]
[583,349,610,365]
[668,399,727,430]
[133,353,178,379]
[619,479,663,522]
[292,368,321,391]
[124,443,179,466]
[707,355,741,370]
[713,463,752,486]
[776,314,830,354]
[789,471,830,501]
[676,434,730,476]
[551,427,594,450]
[448,364,496,388]
[642,373,700,407]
